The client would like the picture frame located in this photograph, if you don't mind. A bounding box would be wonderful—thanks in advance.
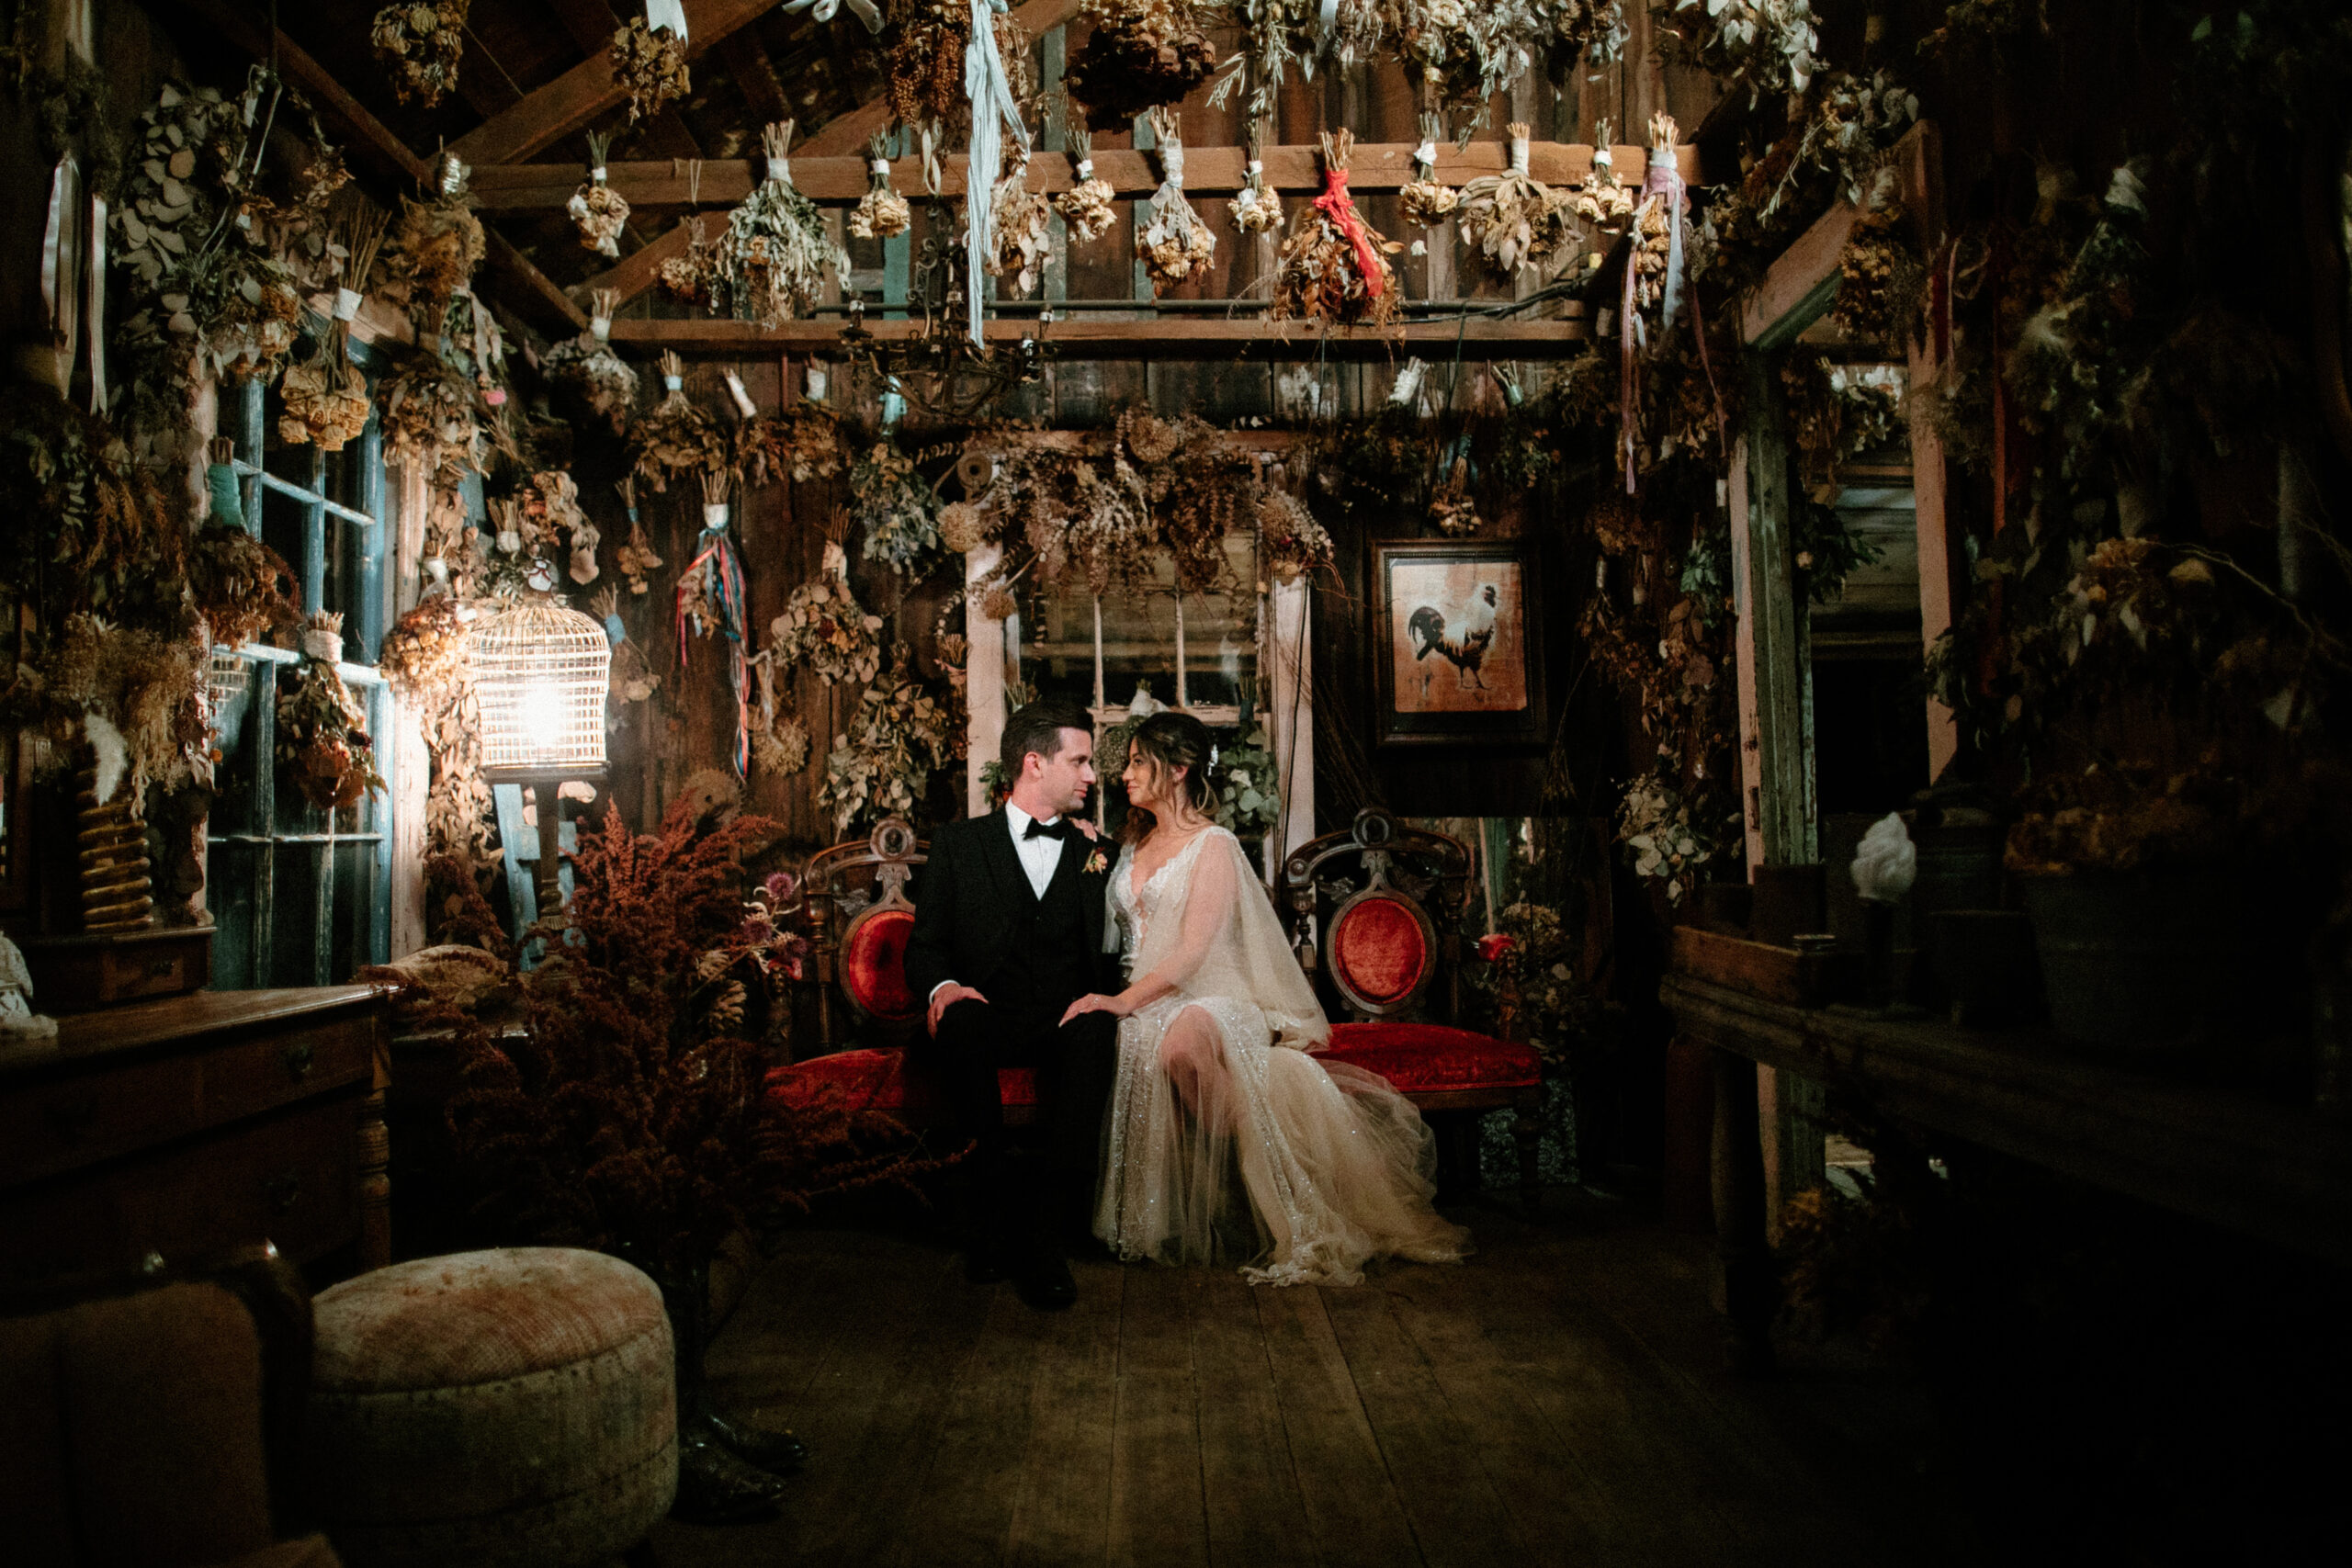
[1371,539,1546,748]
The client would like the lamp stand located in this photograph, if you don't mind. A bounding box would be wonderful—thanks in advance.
[532,775,567,922]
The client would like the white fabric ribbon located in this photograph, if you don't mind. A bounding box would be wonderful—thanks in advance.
[41,156,79,386]
[1509,133,1531,177]
[805,364,828,400]
[333,288,364,322]
[765,154,790,186]
[1412,140,1436,169]
[782,0,883,31]
[963,0,1031,347]
[645,0,689,39]
[703,502,730,528]
[591,313,613,342]
[590,164,607,183]
[723,370,758,419]
[870,157,891,176]
[664,374,684,391]
[1076,157,1093,181]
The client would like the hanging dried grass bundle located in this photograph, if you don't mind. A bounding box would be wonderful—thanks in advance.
[1397,112,1459,228]
[371,2,468,107]
[1455,122,1572,276]
[979,155,1051,297]
[848,134,911,240]
[1054,123,1118,244]
[1063,0,1217,130]
[658,216,715,304]
[379,167,486,320]
[614,477,664,594]
[1138,108,1215,293]
[1427,452,1482,536]
[381,348,487,479]
[610,15,690,122]
[714,122,848,326]
[1272,130,1401,326]
[280,205,387,452]
[630,352,729,492]
[540,289,640,435]
[736,401,843,486]
[568,131,629,258]
[1255,486,1334,583]
[1230,124,1283,234]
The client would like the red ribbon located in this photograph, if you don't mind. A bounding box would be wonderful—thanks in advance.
[1314,170,1384,299]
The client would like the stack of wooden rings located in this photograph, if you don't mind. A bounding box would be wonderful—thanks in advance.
[77,763,154,932]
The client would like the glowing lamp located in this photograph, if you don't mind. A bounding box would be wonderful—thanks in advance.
[470,593,611,918]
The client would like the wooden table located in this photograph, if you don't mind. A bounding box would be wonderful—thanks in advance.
[0,987,391,1284]
[1662,974,2352,1365]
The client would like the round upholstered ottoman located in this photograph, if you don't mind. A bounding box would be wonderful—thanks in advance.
[304,1247,677,1568]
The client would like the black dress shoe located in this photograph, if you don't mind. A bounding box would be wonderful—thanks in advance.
[1012,1247,1077,1311]
[705,1408,808,1475]
[671,1423,787,1525]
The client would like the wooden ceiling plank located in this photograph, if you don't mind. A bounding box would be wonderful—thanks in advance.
[542,0,627,54]
[605,316,1593,359]
[484,228,594,333]
[795,0,1088,158]
[713,26,792,128]
[177,0,431,185]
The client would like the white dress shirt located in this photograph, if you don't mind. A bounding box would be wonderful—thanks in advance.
[927,803,1074,1006]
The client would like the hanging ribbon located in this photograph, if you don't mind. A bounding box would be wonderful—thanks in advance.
[645,0,689,40]
[1314,170,1385,299]
[1645,138,1686,333]
[86,192,107,413]
[963,0,1031,348]
[676,512,753,778]
[40,155,81,393]
[782,0,884,30]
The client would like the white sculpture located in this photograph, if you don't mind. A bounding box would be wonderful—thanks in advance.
[0,932,58,1043]
[1851,812,1918,906]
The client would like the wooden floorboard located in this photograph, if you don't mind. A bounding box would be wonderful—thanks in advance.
[1252,1280,1425,1568]
[1190,1271,1321,1568]
[1106,1264,1209,1568]
[1004,1258,1125,1567]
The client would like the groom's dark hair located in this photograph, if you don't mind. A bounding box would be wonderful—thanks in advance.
[1001,699,1092,777]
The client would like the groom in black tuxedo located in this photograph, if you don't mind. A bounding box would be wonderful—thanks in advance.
[904,700,1121,1309]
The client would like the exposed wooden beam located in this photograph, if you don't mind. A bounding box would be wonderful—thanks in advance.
[571,217,700,305]
[448,0,783,167]
[472,141,1703,208]
[483,230,592,333]
[796,0,1085,158]
[606,315,1593,359]
[177,0,431,186]
[712,25,791,128]
[542,0,626,53]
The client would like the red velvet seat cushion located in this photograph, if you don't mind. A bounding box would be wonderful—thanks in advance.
[841,908,920,1024]
[766,1050,1038,1116]
[1312,1020,1540,1094]
[1329,896,1428,1005]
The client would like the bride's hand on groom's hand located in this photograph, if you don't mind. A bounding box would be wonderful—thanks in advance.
[1060,992,1132,1026]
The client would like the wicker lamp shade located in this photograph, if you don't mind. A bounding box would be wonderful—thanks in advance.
[472,596,613,780]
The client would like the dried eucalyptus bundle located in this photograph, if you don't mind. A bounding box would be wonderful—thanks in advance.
[380,348,487,478]
[770,539,886,686]
[848,134,911,240]
[1230,125,1283,234]
[540,289,640,435]
[1255,486,1334,583]
[568,131,628,258]
[1397,113,1459,228]
[658,217,715,304]
[1063,0,1217,130]
[1455,123,1572,276]
[1054,123,1117,244]
[1204,0,1317,122]
[1385,0,1546,132]
[371,2,468,108]
[714,122,848,326]
[853,440,944,573]
[980,156,1051,297]
[610,15,690,122]
[1138,108,1216,293]
[630,351,729,492]
[736,401,843,487]
[1272,130,1401,326]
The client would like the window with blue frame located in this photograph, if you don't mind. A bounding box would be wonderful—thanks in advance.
[205,334,397,988]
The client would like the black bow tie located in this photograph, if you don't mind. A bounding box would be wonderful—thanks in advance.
[1023,815,1073,841]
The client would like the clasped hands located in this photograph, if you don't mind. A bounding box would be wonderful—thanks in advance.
[923,984,1136,1035]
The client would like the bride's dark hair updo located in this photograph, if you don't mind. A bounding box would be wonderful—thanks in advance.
[1123,710,1218,840]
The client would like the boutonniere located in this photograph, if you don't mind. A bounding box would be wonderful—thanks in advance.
[1084,848,1110,875]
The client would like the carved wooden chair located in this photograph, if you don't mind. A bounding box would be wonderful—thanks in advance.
[764,817,1042,1126]
[1283,807,1544,1204]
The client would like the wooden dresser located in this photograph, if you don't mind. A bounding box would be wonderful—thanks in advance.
[0,987,391,1284]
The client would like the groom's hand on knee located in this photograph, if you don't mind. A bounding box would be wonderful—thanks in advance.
[928,984,988,1036]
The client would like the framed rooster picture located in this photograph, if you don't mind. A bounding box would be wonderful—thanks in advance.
[1372,540,1546,747]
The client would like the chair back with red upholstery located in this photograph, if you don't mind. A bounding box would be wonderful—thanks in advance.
[801,816,926,1049]
[1282,807,1472,1022]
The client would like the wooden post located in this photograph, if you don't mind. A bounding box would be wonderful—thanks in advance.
[1711,1046,1777,1373]
[965,542,1007,815]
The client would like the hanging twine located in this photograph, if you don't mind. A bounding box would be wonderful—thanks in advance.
[964,0,1032,347]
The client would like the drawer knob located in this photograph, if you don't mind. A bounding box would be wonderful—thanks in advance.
[266,1172,302,1214]
[284,1042,315,1078]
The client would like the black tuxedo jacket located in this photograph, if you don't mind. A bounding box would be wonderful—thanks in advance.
[903,808,1120,1019]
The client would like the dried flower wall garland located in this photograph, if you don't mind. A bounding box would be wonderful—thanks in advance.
[1204,0,1317,123]
[1396,113,1459,229]
[539,289,640,435]
[852,440,944,575]
[1455,122,1571,276]
[1138,108,1216,293]
[630,351,729,491]
[770,538,886,687]
[1054,124,1118,244]
[848,134,911,240]
[714,122,848,326]
[568,131,629,258]
[1062,0,1218,130]
[1660,0,1821,107]
[1272,130,1400,326]
[610,14,691,122]
[372,2,469,107]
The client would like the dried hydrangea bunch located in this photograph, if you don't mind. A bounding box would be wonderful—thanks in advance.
[371,2,468,108]
[1229,125,1283,234]
[609,15,691,122]
[736,401,843,487]
[1062,0,1218,130]
[568,131,628,258]
[1138,108,1216,293]
[1272,130,1401,326]
[630,352,729,492]
[1455,123,1573,276]
[770,539,886,686]
[1053,123,1118,244]
[852,440,944,574]
[714,122,848,326]
[848,134,912,240]
[980,156,1052,297]
[540,289,640,435]
[658,217,715,304]
[1397,113,1459,228]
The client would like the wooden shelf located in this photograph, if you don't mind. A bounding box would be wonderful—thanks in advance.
[605,314,1594,359]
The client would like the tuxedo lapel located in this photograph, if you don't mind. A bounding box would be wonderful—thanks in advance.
[976,807,1036,908]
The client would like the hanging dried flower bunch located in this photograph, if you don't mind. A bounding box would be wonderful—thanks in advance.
[852,441,944,574]
[1455,123,1571,276]
[1563,121,1635,231]
[540,289,640,435]
[610,14,691,122]
[1255,486,1334,583]
[371,2,469,107]
[658,216,715,304]
[379,596,470,706]
[278,632,386,811]
[380,348,487,479]
[280,204,387,452]
[1385,0,1546,132]
[1204,0,1317,122]
[630,352,729,491]
[818,653,956,836]
[1272,130,1401,326]
[770,538,886,686]
[1427,451,1482,536]
[1230,123,1283,234]
[884,0,1034,131]
[1659,0,1820,107]
[736,401,843,487]
[714,122,847,326]
[848,134,911,240]
[523,469,598,586]
[1054,122,1117,244]
[1131,412,1252,592]
[568,131,628,258]
[978,155,1051,297]
[1627,113,1684,313]
[591,585,660,705]
[1138,107,1216,293]
[1397,112,1459,228]
[1831,187,1925,345]
[378,167,486,321]
[613,478,663,595]
[1063,0,1218,130]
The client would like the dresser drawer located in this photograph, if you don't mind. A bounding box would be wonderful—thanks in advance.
[0,1055,206,1187]
[0,1089,364,1282]
[201,1017,377,1126]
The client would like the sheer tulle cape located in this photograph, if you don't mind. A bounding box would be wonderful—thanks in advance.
[1094,828,1470,1286]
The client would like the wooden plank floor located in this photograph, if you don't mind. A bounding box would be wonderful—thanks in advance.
[651,1201,1977,1568]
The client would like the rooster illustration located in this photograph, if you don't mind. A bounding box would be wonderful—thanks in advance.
[1407,583,1500,698]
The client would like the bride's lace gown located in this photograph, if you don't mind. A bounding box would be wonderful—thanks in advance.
[1096,826,1470,1286]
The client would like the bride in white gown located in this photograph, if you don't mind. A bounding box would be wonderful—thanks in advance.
[1060,712,1469,1286]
